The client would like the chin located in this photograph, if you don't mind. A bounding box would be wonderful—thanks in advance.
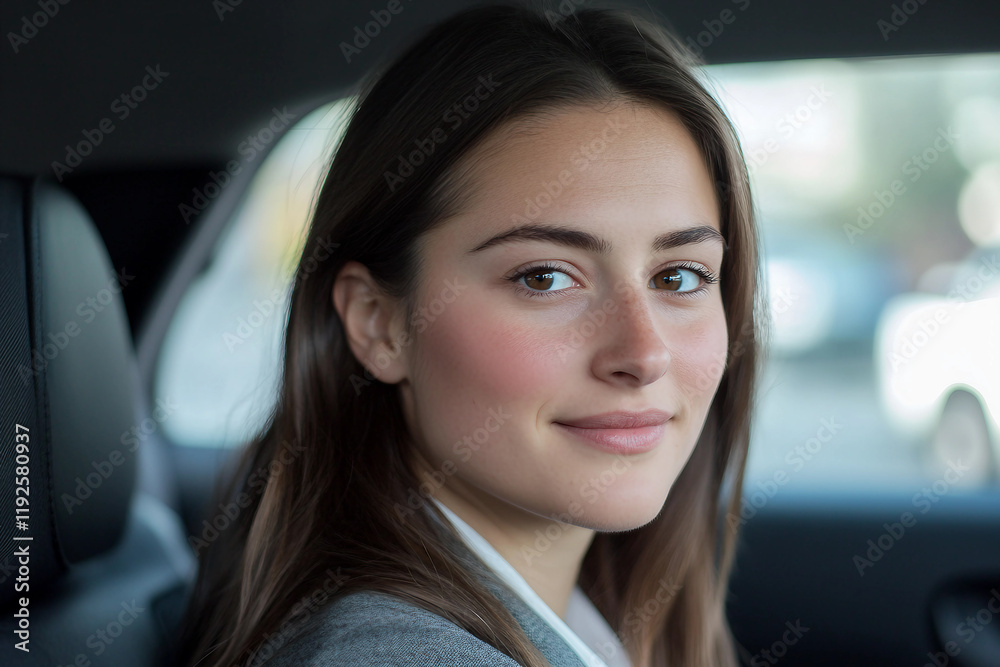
[592,501,668,532]
[557,483,672,533]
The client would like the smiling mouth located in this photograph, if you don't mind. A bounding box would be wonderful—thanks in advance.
[553,421,668,455]
[554,409,673,430]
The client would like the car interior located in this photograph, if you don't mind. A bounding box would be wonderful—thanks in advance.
[1,1,999,665]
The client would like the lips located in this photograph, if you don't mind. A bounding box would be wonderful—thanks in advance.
[553,409,673,455]
[555,409,672,430]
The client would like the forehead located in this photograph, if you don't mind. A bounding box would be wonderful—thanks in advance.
[428,102,722,247]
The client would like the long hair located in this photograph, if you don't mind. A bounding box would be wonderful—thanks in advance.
[178,2,766,665]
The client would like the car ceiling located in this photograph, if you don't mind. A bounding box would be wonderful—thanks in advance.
[2,0,1000,176]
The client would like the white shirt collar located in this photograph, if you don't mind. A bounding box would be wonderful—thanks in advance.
[430,498,631,667]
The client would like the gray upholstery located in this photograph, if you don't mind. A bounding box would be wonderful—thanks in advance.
[0,177,194,666]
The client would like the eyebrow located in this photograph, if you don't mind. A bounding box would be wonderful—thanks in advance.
[467,222,728,255]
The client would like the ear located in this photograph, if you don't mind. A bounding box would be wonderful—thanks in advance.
[332,260,409,384]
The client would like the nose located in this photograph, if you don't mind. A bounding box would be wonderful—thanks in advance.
[589,282,672,387]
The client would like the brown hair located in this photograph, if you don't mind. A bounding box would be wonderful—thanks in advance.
[179,1,765,665]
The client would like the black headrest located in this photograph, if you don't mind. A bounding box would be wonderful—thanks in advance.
[0,178,138,605]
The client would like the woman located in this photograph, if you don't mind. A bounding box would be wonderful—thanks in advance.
[179,1,765,665]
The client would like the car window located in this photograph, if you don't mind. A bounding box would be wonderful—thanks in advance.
[155,98,353,447]
[704,54,1000,493]
[157,54,1000,496]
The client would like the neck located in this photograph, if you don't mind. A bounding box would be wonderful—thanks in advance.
[430,486,596,619]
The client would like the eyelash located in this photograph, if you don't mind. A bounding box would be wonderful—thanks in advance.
[505,261,719,300]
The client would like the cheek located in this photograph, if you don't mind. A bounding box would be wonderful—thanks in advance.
[412,298,567,446]
[432,302,564,392]
[671,306,729,405]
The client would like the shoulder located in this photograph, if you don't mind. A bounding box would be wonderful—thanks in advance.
[262,589,523,667]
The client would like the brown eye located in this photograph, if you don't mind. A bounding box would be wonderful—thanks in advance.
[524,270,556,291]
[510,265,575,296]
[650,266,713,294]
[654,268,685,291]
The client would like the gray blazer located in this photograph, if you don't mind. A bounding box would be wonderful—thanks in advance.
[262,517,591,667]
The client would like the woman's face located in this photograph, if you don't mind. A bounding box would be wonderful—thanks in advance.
[396,103,728,531]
